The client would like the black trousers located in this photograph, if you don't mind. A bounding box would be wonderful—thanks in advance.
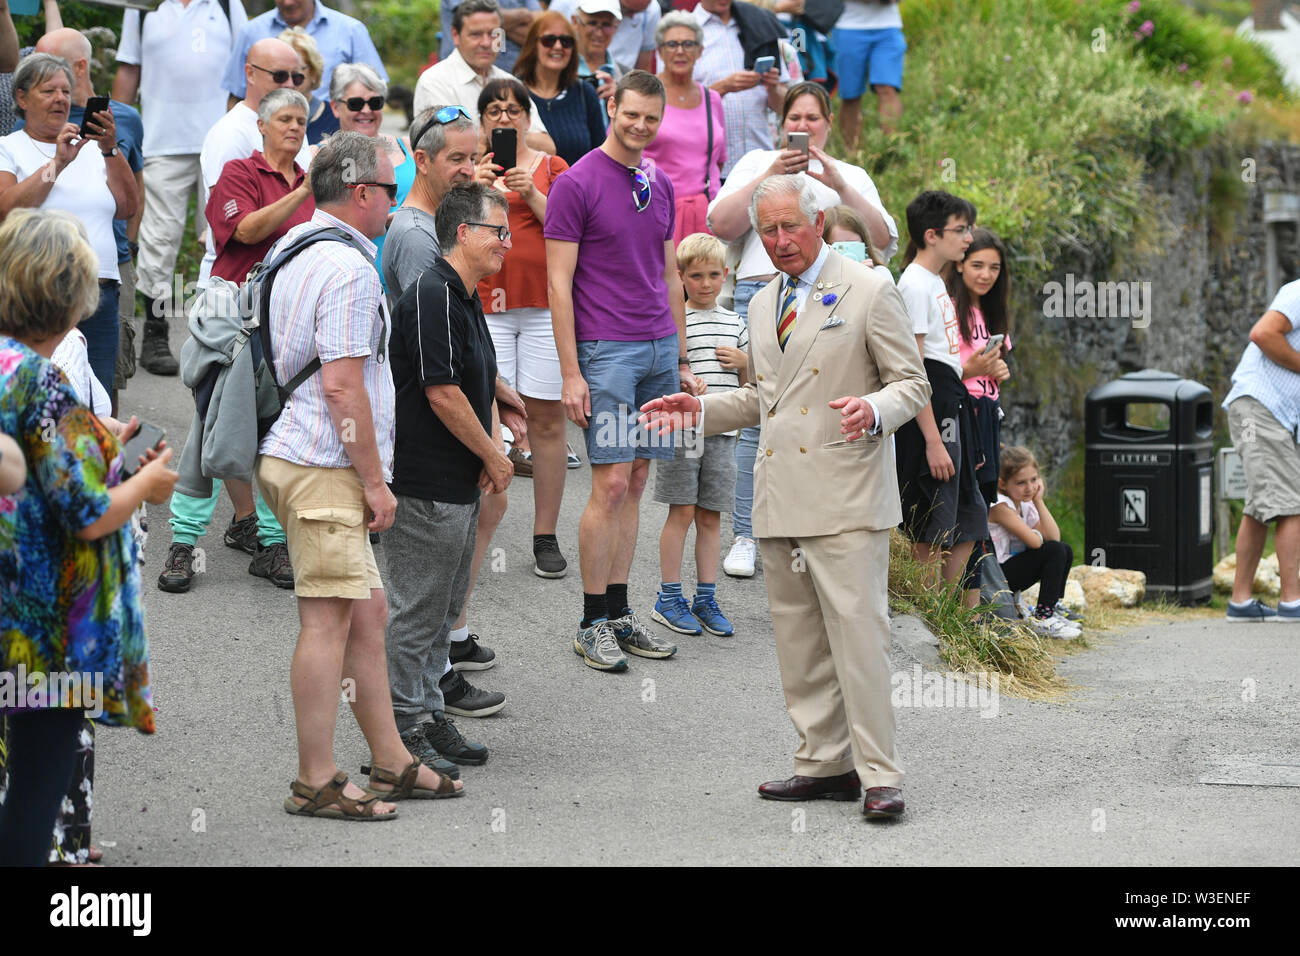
[0,708,86,866]
[1001,540,1075,611]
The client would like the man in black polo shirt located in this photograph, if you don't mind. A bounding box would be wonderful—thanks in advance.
[384,183,516,769]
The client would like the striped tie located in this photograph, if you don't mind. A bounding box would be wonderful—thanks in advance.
[777,276,798,351]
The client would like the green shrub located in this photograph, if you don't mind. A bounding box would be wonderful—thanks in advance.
[357,0,443,88]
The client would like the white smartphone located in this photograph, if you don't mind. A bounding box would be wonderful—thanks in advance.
[788,131,810,157]
[982,333,1005,355]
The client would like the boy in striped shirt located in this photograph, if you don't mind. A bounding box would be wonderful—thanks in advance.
[650,233,747,638]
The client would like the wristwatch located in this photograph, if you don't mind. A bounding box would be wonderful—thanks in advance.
[101,146,119,158]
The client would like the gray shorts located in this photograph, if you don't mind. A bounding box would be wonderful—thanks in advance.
[1228,395,1300,522]
[653,434,738,513]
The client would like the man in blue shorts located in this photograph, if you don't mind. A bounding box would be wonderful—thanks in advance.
[833,0,906,147]
[546,70,702,672]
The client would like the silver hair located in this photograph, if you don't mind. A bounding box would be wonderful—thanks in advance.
[749,174,820,232]
[655,10,704,48]
[11,53,74,120]
[410,105,475,157]
[330,62,387,104]
[257,88,309,125]
[309,130,380,206]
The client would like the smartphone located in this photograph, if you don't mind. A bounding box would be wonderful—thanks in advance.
[490,127,517,173]
[832,240,867,263]
[79,96,110,140]
[788,131,810,157]
[120,423,164,477]
[982,333,1005,356]
[753,55,776,75]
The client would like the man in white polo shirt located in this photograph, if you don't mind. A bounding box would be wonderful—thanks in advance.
[115,0,250,375]
[549,0,659,74]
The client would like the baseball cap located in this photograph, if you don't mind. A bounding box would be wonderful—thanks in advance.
[575,0,623,20]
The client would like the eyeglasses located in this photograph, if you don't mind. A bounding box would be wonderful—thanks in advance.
[942,224,974,236]
[250,63,307,86]
[465,221,511,242]
[484,103,525,119]
[629,165,651,213]
[342,95,385,112]
[577,17,617,32]
[411,105,472,151]
[539,34,576,49]
[659,40,701,51]
[347,181,399,201]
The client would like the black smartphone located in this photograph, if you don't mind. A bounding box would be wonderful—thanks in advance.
[79,96,111,140]
[120,423,164,477]
[490,127,517,173]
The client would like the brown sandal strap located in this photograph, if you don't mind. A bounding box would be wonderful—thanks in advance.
[367,759,421,799]
[290,771,381,816]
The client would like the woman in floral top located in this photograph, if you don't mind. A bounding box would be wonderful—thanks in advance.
[0,209,178,866]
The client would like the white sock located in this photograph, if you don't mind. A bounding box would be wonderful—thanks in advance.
[449,626,470,643]
[1280,599,1300,610]
[442,659,453,677]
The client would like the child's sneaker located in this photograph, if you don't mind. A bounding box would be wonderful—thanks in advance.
[1029,612,1081,640]
[691,593,734,636]
[1226,599,1279,623]
[651,593,702,635]
[1054,600,1085,623]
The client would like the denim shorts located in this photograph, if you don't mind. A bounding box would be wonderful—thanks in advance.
[576,334,681,464]
[832,27,907,100]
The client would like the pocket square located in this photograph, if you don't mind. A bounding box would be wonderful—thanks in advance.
[819,316,845,330]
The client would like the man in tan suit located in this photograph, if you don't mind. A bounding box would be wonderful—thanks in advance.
[641,175,929,818]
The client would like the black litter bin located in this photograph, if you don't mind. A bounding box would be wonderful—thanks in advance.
[1084,369,1214,605]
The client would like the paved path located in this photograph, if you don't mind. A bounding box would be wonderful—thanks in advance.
[92,340,1299,865]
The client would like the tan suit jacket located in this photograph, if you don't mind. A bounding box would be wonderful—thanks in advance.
[702,248,931,536]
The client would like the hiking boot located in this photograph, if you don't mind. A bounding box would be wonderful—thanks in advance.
[573,619,627,672]
[439,669,505,718]
[508,444,533,478]
[249,542,295,589]
[364,725,461,782]
[651,593,702,635]
[533,536,567,578]
[223,512,259,555]
[157,542,196,593]
[691,593,734,637]
[611,610,677,659]
[449,634,496,672]
[140,318,179,376]
[424,711,488,765]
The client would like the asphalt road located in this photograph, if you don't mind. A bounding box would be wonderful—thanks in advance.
[91,326,1300,866]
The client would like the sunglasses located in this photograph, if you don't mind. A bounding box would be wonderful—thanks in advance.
[250,62,306,86]
[347,181,399,201]
[342,95,385,112]
[465,221,511,242]
[411,104,472,151]
[539,34,576,50]
[629,165,651,213]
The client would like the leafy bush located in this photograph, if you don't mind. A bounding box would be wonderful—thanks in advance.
[357,0,443,87]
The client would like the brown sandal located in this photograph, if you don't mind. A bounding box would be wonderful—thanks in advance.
[283,770,400,821]
[365,758,462,800]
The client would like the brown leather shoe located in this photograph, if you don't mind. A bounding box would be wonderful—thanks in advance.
[758,771,861,802]
[862,786,904,819]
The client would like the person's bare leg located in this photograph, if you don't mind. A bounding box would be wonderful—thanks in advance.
[659,503,695,585]
[1273,514,1300,604]
[608,457,650,587]
[226,478,256,520]
[345,588,461,794]
[526,396,567,535]
[840,96,864,152]
[694,507,721,585]
[1231,514,1268,604]
[876,85,902,135]
[290,595,395,814]
[941,540,975,589]
[579,461,633,594]
[453,487,507,630]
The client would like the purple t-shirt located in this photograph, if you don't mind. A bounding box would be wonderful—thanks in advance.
[544,147,677,342]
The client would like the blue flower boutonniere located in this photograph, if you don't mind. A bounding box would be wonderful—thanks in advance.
[821,293,837,306]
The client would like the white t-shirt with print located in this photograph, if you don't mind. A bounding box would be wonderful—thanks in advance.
[897,261,961,375]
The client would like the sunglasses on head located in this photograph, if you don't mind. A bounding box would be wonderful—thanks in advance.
[342,95,385,112]
[539,34,576,49]
[628,165,651,213]
[347,181,399,201]
[411,104,473,151]
[250,62,306,86]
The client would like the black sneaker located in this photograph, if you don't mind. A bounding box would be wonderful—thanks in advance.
[157,542,196,593]
[223,513,259,555]
[439,669,505,717]
[249,542,295,589]
[450,634,496,672]
[358,725,461,782]
[533,537,568,578]
[424,710,488,765]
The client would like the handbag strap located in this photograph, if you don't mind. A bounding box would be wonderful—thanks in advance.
[703,84,713,202]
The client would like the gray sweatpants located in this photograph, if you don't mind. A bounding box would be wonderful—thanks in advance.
[381,495,480,731]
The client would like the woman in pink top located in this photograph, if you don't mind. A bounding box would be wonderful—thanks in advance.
[643,12,726,244]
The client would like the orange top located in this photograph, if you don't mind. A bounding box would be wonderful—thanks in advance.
[479,152,569,312]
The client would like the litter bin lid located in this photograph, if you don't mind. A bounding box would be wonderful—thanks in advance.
[1087,370,1212,404]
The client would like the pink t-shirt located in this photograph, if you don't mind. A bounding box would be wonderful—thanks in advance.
[957,304,1014,401]
[990,493,1040,565]
[642,86,726,203]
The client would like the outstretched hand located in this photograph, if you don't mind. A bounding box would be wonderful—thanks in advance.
[639,392,703,437]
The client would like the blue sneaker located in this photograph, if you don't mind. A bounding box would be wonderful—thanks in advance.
[1278,602,1300,623]
[1226,599,1279,623]
[692,594,734,636]
[651,594,702,635]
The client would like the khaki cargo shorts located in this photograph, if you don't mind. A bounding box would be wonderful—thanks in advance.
[1227,395,1300,523]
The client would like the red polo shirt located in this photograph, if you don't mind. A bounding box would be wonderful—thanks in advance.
[206,150,315,284]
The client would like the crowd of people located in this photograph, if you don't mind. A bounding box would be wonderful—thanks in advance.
[0,0,1107,853]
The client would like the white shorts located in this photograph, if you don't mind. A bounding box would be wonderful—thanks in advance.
[485,306,562,401]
